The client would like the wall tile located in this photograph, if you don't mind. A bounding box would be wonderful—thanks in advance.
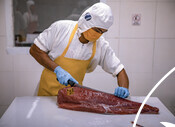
[0,54,13,72]
[14,71,42,96]
[129,73,154,96]
[120,2,156,38]
[153,39,175,73]
[0,72,15,105]
[119,39,154,73]
[156,2,175,38]
[0,37,13,71]
[105,2,120,38]
[83,72,117,94]
[0,36,6,54]
[13,55,44,72]
[0,0,6,36]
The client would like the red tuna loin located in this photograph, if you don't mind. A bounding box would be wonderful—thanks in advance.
[57,87,159,114]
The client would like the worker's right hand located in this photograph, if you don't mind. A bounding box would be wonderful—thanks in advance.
[54,66,78,86]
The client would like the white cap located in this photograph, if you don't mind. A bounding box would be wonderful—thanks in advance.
[27,0,35,12]
[78,2,113,34]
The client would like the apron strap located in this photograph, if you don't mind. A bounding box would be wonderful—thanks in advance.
[62,24,78,56]
[61,23,96,62]
[88,41,96,61]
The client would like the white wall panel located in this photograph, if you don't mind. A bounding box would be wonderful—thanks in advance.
[119,39,154,73]
[153,39,175,73]
[14,55,43,72]
[156,2,175,38]
[0,37,13,71]
[83,72,117,94]
[0,0,6,36]
[14,71,42,96]
[120,2,156,38]
[0,72,15,105]
[130,72,153,96]
[105,1,120,38]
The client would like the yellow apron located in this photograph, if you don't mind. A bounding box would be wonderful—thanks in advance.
[38,24,96,96]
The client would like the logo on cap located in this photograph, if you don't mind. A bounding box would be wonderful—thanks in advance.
[85,12,91,21]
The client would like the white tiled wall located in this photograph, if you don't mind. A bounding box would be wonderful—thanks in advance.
[14,71,42,96]
[156,2,175,38]
[0,37,13,72]
[13,55,43,72]
[120,1,156,38]
[119,39,154,73]
[129,72,154,96]
[105,1,120,38]
[0,0,175,118]
[0,72,15,105]
[0,0,6,36]
[153,39,175,73]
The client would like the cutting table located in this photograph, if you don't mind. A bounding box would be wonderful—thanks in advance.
[0,96,174,127]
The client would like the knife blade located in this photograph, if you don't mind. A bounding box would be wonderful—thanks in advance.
[56,78,89,89]
[57,78,110,94]
[67,79,93,90]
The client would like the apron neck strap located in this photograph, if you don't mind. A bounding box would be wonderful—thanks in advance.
[61,23,96,61]
[62,24,78,56]
[89,41,96,61]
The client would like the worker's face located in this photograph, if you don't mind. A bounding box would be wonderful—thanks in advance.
[83,27,107,42]
[30,5,35,14]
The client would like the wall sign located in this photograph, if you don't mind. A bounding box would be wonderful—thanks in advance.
[132,14,141,26]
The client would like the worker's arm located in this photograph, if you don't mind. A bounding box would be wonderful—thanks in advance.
[117,69,129,89]
[114,69,130,98]
[29,43,58,71]
[29,44,78,85]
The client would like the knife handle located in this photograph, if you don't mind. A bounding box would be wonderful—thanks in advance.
[68,79,75,87]
[56,78,75,87]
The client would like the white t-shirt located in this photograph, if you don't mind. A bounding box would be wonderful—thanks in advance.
[34,20,124,77]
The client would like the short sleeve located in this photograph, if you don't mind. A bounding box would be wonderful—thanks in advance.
[98,37,124,77]
[34,21,61,52]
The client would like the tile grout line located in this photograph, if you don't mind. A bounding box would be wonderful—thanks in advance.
[152,1,158,77]
[118,0,122,58]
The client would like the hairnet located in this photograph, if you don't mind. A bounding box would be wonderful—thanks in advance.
[26,0,35,13]
[78,2,113,34]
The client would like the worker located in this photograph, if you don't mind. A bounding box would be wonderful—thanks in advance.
[23,0,38,34]
[14,0,25,42]
[30,2,130,98]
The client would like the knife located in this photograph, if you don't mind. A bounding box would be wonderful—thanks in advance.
[57,78,110,94]
[56,78,97,90]
[67,79,93,90]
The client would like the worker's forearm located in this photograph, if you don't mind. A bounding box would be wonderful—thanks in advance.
[30,44,58,71]
[117,69,129,89]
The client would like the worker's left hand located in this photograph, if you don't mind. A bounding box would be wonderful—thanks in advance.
[114,87,129,98]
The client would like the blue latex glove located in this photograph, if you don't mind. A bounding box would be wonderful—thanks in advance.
[54,66,78,86]
[114,87,130,98]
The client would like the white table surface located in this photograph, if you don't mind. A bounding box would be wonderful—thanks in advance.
[0,96,174,127]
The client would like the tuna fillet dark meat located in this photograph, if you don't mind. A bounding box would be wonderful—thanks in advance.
[57,87,159,114]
